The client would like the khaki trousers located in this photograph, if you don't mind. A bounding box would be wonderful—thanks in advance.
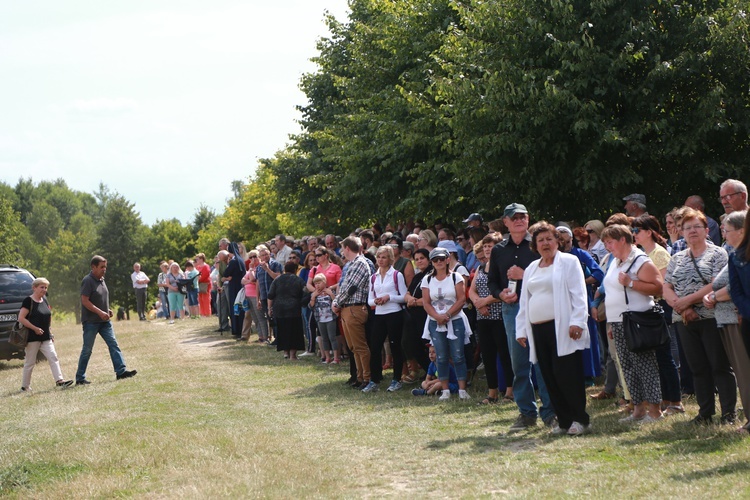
[340,305,370,382]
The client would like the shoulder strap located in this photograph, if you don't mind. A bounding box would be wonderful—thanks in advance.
[689,250,710,285]
[393,270,400,295]
[623,254,645,305]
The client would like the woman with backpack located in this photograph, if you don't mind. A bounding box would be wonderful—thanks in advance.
[363,245,407,393]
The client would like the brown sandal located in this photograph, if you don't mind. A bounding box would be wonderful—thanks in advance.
[590,390,615,400]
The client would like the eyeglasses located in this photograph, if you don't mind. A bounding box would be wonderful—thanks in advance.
[585,229,594,234]
[682,224,706,231]
[431,257,447,262]
[719,192,743,203]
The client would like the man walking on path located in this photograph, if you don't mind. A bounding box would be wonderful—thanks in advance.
[131,262,150,321]
[76,255,137,384]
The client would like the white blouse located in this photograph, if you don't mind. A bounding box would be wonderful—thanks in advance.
[367,267,407,315]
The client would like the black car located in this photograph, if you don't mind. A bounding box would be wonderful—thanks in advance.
[0,264,36,361]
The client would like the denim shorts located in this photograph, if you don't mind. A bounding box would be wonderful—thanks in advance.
[187,289,199,306]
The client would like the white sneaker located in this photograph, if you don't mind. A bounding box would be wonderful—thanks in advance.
[361,381,379,393]
[299,351,314,357]
[168,320,175,324]
[549,419,566,435]
[386,381,402,392]
[567,421,591,436]
[458,389,471,400]
[439,390,451,401]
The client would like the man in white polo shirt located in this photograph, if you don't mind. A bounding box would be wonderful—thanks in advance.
[131,262,150,321]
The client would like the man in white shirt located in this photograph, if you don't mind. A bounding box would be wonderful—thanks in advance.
[275,234,292,265]
[131,262,150,321]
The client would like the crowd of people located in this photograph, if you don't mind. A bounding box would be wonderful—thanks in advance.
[17,179,750,438]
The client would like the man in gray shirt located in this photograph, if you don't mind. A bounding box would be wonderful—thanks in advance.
[76,255,137,384]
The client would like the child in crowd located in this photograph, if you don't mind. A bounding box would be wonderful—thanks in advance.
[310,273,339,364]
[184,261,201,319]
[412,345,458,396]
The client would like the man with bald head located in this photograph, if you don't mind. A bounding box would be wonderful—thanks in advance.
[684,195,721,245]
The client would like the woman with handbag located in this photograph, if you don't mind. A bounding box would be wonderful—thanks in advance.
[18,278,74,392]
[601,224,665,423]
[631,215,684,415]
[664,207,736,425]
[194,253,213,317]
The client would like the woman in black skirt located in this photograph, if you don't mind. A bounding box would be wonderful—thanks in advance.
[268,261,309,360]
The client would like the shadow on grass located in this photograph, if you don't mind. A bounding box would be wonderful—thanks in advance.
[0,360,24,372]
[669,460,750,482]
[425,434,541,454]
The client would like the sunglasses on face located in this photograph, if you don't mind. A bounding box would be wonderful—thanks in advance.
[431,257,447,262]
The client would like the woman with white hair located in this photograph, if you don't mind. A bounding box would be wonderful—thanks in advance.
[18,278,74,391]
[585,220,606,263]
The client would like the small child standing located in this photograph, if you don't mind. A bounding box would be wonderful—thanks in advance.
[310,274,339,364]
[413,345,459,397]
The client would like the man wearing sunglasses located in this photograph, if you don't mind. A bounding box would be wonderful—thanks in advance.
[487,203,555,432]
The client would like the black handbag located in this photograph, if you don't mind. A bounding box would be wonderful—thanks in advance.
[8,299,40,349]
[621,255,670,353]
[8,321,29,348]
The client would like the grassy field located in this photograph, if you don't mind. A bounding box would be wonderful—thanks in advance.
[1,316,750,498]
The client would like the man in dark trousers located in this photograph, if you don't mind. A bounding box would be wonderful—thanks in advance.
[487,203,555,432]
[76,255,137,385]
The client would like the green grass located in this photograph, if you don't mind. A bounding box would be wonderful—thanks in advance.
[1,317,750,498]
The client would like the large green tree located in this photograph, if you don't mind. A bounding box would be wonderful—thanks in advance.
[435,0,750,220]
[95,193,146,317]
[270,0,464,229]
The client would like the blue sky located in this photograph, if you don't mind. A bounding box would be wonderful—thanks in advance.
[0,1,349,225]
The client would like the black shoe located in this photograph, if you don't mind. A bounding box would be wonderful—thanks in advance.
[344,376,357,385]
[56,380,74,388]
[690,414,713,426]
[269,340,278,346]
[76,379,91,386]
[351,381,365,389]
[720,412,737,425]
[116,370,138,380]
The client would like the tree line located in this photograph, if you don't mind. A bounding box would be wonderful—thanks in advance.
[3,0,750,312]
[233,0,750,233]
[0,179,224,318]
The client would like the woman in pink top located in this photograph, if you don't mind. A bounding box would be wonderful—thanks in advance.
[240,250,264,342]
[305,248,342,292]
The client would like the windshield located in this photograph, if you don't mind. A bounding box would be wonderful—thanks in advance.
[0,272,34,304]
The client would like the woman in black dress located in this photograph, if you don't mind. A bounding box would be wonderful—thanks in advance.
[268,261,309,360]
